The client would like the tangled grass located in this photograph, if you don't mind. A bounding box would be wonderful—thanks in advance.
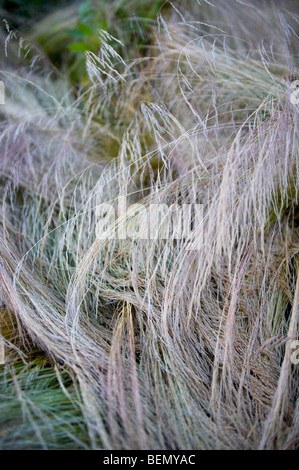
[0,0,299,449]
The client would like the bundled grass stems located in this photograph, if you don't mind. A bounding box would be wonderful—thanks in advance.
[0,0,299,449]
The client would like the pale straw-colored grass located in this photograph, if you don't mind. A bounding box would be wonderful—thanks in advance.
[0,0,298,449]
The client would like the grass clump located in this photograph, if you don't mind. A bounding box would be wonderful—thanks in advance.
[0,0,299,449]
